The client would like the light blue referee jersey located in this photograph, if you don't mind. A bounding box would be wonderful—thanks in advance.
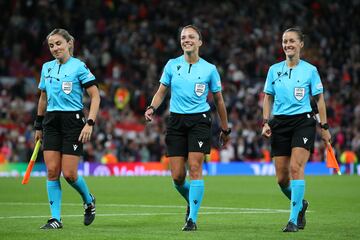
[263,60,323,115]
[160,55,222,114]
[39,57,96,111]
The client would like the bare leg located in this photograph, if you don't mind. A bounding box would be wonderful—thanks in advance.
[274,156,291,200]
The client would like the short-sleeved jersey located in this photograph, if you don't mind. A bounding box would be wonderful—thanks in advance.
[160,55,221,114]
[39,57,96,111]
[263,60,323,115]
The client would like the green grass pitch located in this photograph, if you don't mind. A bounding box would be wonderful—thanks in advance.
[0,176,359,240]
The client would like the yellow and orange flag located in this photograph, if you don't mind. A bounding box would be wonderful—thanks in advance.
[22,140,42,184]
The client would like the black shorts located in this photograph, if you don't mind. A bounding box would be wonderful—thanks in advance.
[43,111,86,156]
[269,112,316,157]
[165,111,212,157]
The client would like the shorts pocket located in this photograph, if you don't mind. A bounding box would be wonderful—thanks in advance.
[198,112,212,126]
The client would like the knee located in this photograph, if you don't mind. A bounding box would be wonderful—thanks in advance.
[276,171,290,187]
[290,162,303,178]
[63,170,78,183]
[277,178,290,188]
[173,178,185,186]
[171,168,186,184]
[188,164,202,179]
[47,168,60,180]
[171,171,186,185]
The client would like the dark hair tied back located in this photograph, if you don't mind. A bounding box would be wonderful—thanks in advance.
[181,25,202,40]
[284,27,304,42]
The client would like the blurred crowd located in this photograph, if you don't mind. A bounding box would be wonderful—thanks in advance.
[1,0,360,164]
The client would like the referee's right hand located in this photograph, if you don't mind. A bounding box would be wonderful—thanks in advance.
[144,108,154,122]
[34,130,43,143]
[261,123,272,138]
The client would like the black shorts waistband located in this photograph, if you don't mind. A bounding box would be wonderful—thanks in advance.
[46,110,83,114]
[170,111,210,116]
[274,112,313,120]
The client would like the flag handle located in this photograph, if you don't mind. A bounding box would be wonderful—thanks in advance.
[22,140,42,184]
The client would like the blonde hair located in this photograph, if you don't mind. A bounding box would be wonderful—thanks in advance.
[47,28,75,56]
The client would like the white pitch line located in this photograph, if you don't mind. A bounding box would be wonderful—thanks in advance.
[0,211,287,220]
[0,202,289,212]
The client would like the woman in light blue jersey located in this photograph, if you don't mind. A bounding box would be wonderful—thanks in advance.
[262,27,331,232]
[145,25,230,231]
[34,29,100,229]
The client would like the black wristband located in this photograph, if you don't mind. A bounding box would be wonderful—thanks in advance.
[146,106,156,112]
[34,115,44,130]
[86,119,95,126]
[320,123,329,130]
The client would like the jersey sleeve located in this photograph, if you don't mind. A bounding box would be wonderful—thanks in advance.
[159,60,172,87]
[209,65,222,93]
[263,66,274,95]
[38,64,46,91]
[78,63,96,86]
[310,67,323,96]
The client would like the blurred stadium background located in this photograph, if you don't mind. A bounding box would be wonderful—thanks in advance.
[1,0,360,170]
[0,0,360,169]
[0,0,360,239]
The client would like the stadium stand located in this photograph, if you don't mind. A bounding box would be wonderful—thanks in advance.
[0,0,359,163]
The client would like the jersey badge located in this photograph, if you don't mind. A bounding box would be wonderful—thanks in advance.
[294,87,305,101]
[62,82,73,94]
[195,83,206,96]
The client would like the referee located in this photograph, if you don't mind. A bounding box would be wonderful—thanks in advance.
[262,27,331,232]
[145,25,230,231]
[34,29,100,229]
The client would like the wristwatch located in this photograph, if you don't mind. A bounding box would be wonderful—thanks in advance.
[86,119,95,126]
[221,128,231,136]
[320,123,329,130]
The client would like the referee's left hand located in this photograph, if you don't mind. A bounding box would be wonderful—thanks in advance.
[321,128,331,145]
[219,132,230,147]
[78,125,93,143]
[261,123,272,138]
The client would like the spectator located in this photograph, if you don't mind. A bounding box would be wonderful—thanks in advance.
[0,0,359,164]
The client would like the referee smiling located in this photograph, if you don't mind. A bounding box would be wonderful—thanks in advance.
[262,27,331,232]
[145,25,230,231]
[35,28,100,229]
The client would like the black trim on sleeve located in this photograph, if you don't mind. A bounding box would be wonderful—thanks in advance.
[82,80,98,89]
